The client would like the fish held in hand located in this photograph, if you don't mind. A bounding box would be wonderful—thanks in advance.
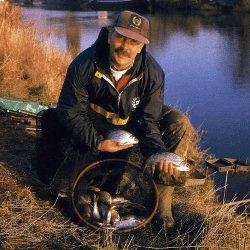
[106,130,138,145]
[146,152,190,171]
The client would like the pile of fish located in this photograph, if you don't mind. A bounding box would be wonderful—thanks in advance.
[75,186,146,230]
[74,130,190,230]
[145,152,190,172]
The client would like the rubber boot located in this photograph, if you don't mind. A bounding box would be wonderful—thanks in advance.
[155,184,175,228]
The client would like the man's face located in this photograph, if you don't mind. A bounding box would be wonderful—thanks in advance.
[108,30,144,70]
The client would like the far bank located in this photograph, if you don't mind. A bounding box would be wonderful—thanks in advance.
[11,0,250,13]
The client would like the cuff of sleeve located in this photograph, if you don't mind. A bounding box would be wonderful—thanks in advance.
[94,135,105,153]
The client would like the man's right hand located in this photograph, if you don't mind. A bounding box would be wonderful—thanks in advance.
[98,139,133,152]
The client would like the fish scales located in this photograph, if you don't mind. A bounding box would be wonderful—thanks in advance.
[106,130,138,145]
[115,219,142,229]
[146,152,190,171]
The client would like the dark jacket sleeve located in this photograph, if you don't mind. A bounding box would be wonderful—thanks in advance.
[57,52,104,152]
[131,54,167,158]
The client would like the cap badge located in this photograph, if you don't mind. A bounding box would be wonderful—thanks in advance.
[129,14,142,31]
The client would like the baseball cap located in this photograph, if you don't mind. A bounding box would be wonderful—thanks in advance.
[112,10,149,44]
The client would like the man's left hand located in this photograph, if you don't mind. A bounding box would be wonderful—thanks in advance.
[158,160,180,176]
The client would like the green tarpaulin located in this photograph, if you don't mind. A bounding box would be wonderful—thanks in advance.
[0,95,49,114]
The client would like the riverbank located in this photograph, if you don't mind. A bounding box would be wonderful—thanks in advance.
[153,0,250,13]
[14,0,250,13]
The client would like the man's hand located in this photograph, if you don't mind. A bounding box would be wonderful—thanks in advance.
[158,160,180,176]
[98,139,134,152]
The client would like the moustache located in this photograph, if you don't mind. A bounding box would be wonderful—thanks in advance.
[115,48,130,58]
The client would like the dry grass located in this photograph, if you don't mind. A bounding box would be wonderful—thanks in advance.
[0,1,72,104]
[0,115,250,249]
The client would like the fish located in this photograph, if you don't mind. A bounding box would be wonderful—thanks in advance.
[87,186,101,193]
[77,187,147,230]
[145,152,190,171]
[106,129,139,145]
[92,194,101,221]
[98,192,123,224]
[102,224,118,231]
[111,195,126,204]
[98,191,112,205]
[114,215,145,229]
[99,202,110,223]
[77,192,92,205]
[111,195,131,207]
[76,204,92,219]
[110,209,120,225]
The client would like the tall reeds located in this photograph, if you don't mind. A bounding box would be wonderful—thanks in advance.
[0,1,72,104]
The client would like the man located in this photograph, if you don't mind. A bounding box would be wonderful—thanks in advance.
[56,10,194,228]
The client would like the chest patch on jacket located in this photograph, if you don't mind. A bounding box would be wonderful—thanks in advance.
[95,71,103,79]
[132,97,140,110]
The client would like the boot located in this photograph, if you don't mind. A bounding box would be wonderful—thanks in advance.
[155,185,175,228]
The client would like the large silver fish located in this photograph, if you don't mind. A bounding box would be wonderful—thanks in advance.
[146,152,190,171]
[114,215,145,229]
[106,130,139,145]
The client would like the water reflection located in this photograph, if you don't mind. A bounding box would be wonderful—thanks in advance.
[24,10,250,90]
[22,9,250,146]
[236,15,250,86]
[65,14,81,57]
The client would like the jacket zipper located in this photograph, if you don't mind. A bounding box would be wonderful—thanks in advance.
[102,73,142,106]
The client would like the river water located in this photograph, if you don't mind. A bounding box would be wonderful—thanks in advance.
[20,4,250,203]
